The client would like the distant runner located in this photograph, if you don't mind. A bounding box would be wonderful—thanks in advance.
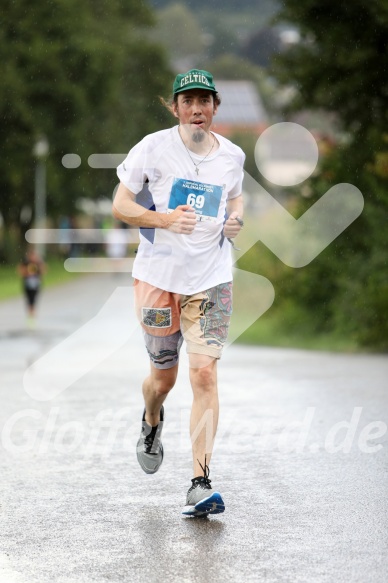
[18,247,46,328]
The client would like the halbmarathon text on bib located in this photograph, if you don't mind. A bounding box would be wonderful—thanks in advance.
[167,178,223,223]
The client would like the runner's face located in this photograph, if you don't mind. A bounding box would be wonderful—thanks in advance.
[174,90,217,142]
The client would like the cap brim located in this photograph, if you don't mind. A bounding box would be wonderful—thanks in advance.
[174,85,217,95]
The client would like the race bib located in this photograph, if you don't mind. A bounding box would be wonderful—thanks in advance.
[167,178,223,223]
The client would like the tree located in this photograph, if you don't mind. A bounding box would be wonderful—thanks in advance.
[152,3,205,60]
[240,27,282,68]
[0,0,172,260]
[274,0,388,135]
[149,0,278,17]
[271,0,388,349]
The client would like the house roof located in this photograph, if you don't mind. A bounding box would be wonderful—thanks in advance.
[214,80,268,126]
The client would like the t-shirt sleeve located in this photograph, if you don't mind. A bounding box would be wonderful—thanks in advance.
[227,149,246,200]
[117,138,153,194]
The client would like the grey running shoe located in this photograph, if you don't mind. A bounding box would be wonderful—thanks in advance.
[182,458,225,517]
[136,406,164,474]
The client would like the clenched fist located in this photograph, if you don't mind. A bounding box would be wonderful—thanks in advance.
[166,205,197,234]
[223,211,243,239]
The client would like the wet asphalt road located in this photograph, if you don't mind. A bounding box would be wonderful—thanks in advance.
[0,274,387,583]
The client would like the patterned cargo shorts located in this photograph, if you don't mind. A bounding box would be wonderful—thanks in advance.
[133,279,233,369]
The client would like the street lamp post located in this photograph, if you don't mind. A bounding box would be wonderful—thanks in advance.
[33,136,49,258]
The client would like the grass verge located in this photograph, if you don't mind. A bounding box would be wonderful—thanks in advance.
[0,258,82,301]
[233,310,359,353]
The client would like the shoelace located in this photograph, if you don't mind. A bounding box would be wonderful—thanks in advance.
[198,455,210,481]
[143,425,160,454]
[189,455,212,492]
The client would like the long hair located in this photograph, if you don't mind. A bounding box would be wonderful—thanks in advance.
[159,92,221,116]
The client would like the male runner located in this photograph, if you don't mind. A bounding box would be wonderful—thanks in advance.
[113,69,244,517]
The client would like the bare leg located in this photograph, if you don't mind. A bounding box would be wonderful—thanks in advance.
[189,354,219,477]
[26,296,37,328]
[142,363,178,426]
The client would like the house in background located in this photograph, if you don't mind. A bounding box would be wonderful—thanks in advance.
[211,80,268,136]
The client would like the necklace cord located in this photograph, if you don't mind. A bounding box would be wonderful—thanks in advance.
[180,130,215,174]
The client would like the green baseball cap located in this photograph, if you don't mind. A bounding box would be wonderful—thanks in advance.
[173,69,217,95]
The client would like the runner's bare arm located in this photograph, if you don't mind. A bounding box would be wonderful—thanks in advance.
[112,182,196,234]
[223,194,244,239]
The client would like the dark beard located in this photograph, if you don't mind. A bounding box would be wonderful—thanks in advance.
[191,130,205,144]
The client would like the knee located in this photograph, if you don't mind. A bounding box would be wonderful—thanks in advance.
[191,366,216,395]
[151,369,177,397]
[153,379,175,397]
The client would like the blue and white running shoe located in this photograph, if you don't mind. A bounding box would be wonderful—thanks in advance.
[182,458,225,517]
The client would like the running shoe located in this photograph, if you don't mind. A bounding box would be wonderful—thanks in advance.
[136,406,164,474]
[182,457,225,517]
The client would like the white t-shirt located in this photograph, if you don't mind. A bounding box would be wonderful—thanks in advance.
[117,125,245,295]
